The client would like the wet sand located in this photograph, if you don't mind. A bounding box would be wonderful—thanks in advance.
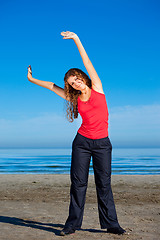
[0,174,159,240]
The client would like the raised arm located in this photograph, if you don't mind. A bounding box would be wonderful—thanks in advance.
[61,31,103,92]
[27,65,68,100]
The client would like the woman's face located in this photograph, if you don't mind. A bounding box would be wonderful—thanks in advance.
[67,75,86,91]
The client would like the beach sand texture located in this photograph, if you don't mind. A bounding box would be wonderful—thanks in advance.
[0,174,159,240]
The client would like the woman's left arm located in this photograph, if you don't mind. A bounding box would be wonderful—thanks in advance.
[61,31,103,90]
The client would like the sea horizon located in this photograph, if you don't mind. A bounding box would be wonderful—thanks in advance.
[0,146,160,149]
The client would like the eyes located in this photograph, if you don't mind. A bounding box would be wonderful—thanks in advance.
[68,76,84,87]
[71,77,79,86]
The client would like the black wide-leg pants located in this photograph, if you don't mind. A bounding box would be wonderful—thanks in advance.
[64,132,120,230]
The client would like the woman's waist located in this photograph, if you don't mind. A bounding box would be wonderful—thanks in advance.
[78,125,108,139]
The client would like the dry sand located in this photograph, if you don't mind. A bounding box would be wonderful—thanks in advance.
[0,174,159,240]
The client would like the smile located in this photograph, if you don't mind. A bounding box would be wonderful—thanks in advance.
[77,83,82,87]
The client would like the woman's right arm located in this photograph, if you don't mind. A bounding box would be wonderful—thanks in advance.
[27,65,69,100]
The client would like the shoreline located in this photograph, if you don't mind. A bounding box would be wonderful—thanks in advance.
[1,174,159,239]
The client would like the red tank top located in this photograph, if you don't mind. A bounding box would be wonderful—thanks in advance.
[77,87,109,139]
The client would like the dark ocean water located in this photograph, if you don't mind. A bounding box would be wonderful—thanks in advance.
[0,148,159,175]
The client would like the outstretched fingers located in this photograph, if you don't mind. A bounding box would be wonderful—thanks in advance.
[60,31,77,40]
[27,65,32,74]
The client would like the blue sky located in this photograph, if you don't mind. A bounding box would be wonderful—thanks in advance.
[0,0,160,148]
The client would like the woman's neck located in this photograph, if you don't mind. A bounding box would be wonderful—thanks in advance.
[80,85,91,95]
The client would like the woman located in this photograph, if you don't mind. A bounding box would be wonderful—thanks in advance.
[27,31,126,236]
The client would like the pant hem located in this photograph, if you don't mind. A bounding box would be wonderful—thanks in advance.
[101,223,120,229]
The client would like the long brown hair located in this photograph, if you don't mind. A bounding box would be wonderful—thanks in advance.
[64,68,92,122]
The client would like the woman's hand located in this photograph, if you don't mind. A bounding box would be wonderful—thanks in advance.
[61,31,78,40]
[27,65,33,81]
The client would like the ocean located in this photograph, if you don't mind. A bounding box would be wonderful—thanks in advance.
[0,148,159,175]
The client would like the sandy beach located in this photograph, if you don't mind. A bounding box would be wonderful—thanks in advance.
[0,174,159,240]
